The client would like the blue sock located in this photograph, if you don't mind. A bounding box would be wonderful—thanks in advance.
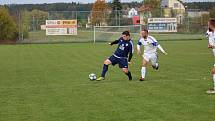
[125,71,132,80]
[101,64,108,77]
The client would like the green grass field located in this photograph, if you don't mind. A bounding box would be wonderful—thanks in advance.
[0,39,215,121]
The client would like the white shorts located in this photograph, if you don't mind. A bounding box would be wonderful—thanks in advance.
[143,53,158,66]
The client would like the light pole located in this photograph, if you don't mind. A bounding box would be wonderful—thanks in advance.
[115,7,117,26]
[185,5,190,32]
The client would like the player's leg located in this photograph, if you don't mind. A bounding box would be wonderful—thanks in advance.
[97,56,116,81]
[121,68,132,80]
[119,59,132,80]
[101,59,111,77]
[151,53,159,70]
[212,49,215,56]
[207,65,215,94]
[213,66,215,90]
[140,54,149,81]
[206,47,215,93]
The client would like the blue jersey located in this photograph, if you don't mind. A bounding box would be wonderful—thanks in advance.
[113,37,134,58]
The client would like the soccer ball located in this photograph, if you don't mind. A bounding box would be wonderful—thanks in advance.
[89,73,97,80]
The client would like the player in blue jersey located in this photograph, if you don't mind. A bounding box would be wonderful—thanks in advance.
[96,31,134,81]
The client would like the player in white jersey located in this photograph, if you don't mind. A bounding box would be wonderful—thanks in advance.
[206,28,215,56]
[205,29,212,39]
[206,19,215,94]
[206,28,213,45]
[137,29,167,81]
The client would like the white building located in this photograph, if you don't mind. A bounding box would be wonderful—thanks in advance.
[161,0,186,23]
[128,8,138,18]
[161,0,185,10]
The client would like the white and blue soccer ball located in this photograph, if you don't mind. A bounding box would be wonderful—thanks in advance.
[89,73,97,80]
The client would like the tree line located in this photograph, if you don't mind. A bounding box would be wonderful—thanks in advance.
[185,2,215,11]
[6,1,215,13]
[8,1,142,13]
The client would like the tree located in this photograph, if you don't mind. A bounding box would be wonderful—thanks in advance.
[209,6,215,18]
[110,0,122,25]
[112,0,122,11]
[201,13,210,26]
[91,0,109,26]
[30,9,48,30]
[143,0,161,17]
[0,7,18,41]
[20,9,49,39]
[185,2,215,11]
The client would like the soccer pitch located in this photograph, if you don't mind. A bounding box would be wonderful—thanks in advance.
[0,40,215,121]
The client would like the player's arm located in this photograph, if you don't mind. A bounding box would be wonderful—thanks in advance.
[108,37,121,45]
[207,31,215,48]
[208,37,214,48]
[208,36,213,47]
[128,41,134,63]
[151,37,167,55]
[158,44,168,55]
[128,53,133,63]
[137,39,142,55]
[205,30,211,39]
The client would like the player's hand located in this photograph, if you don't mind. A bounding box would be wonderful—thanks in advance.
[163,52,168,55]
[208,44,213,48]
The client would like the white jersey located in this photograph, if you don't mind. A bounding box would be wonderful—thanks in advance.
[207,30,215,57]
[205,30,212,39]
[208,31,215,46]
[137,36,158,54]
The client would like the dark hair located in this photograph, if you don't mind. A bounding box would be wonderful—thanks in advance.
[209,19,215,28]
[122,31,130,36]
[142,29,148,33]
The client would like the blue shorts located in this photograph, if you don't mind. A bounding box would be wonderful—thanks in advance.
[108,55,128,68]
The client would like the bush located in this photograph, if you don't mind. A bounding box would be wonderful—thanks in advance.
[0,7,18,41]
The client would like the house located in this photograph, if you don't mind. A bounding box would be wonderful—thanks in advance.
[128,8,138,18]
[138,0,186,25]
[161,0,186,23]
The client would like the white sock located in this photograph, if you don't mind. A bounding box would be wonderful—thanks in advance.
[152,63,158,68]
[213,74,215,90]
[141,67,146,78]
[156,63,159,67]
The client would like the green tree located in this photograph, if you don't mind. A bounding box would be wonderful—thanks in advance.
[0,7,18,41]
[112,0,122,11]
[209,6,215,18]
[110,0,122,25]
[201,13,210,26]
[110,0,122,26]
[143,0,161,17]
[20,9,48,38]
[30,9,48,30]
[185,2,215,11]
